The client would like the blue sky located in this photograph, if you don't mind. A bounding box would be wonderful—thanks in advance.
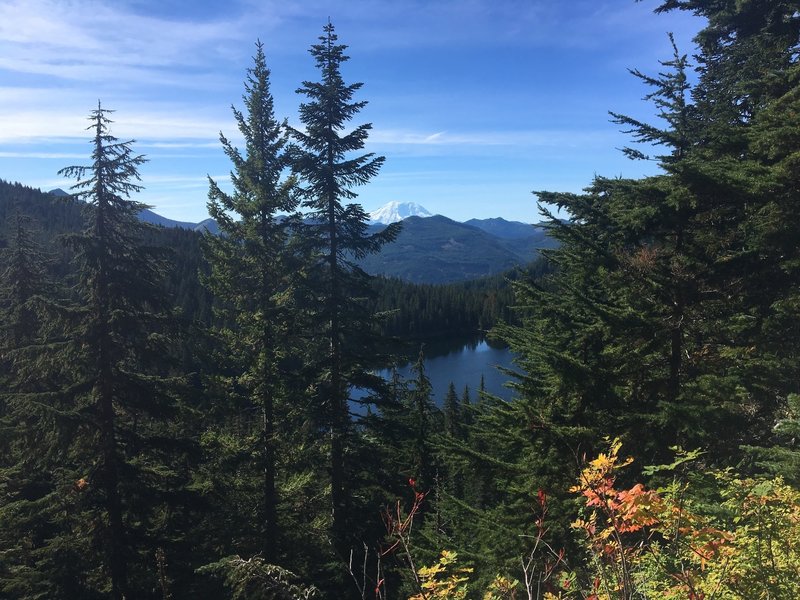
[0,0,702,223]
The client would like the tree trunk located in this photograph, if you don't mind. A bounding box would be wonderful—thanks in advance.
[262,395,277,561]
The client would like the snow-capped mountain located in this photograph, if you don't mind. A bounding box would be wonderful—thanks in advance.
[369,201,432,224]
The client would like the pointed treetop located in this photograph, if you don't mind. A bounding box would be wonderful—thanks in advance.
[58,102,147,207]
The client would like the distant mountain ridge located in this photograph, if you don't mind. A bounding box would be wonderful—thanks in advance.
[41,188,551,284]
[137,209,220,235]
[48,189,220,234]
[361,214,554,283]
[465,217,542,239]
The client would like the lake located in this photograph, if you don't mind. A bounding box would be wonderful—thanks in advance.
[381,335,516,405]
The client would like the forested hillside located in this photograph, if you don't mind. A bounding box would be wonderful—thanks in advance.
[1,3,800,599]
[360,216,555,283]
[0,179,522,339]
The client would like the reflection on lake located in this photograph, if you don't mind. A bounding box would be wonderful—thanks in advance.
[382,336,516,405]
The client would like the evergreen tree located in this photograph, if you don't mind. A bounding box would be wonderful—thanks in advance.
[62,104,147,598]
[654,0,800,480]
[744,393,800,485]
[0,212,50,350]
[507,38,704,460]
[202,41,300,564]
[0,212,63,598]
[457,1,800,587]
[443,382,461,439]
[1,104,192,599]
[461,385,472,427]
[435,381,469,544]
[0,210,51,477]
[406,347,437,492]
[288,21,400,551]
[498,21,799,466]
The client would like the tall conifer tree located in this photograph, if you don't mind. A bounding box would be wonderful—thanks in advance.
[462,2,800,585]
[407,348,437,492]
[203,41,300,564]
[288,22,400,551]
[498,18,800,465]
[652,0,800,479]
[0,212,62,598]
[61,103,149,598]
[443,382,461,440]
[0,104,191,599]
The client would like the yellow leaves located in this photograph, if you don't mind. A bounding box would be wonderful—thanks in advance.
[571,439,663,545]
[438,549,458,565]
[409,551,473,600]
[483,575,519,599]
[405,445,800,600]
[572,513,597,536]
[570,437,633,497]
[570,442,800,599]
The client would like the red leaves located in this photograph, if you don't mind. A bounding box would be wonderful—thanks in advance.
[380,477,428,558]
[570,440,747,599]
[534,488,549,531]
[573,440,664,542]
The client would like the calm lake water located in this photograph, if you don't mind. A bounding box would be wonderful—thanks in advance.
[381,335,516,405]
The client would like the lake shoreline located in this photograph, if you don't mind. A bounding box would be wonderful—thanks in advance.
[380,334,515,406]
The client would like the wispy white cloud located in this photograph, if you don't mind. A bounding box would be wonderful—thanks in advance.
[0,151,85,159]
[0,0,248,83]
[138,141,221,149]
[424,132,445,143]
[0,107,235,143]
[0,112,89,143]
[260,0,699,54]
[116,114,234,141]
[143,173,229,184]
[369,128,617,148]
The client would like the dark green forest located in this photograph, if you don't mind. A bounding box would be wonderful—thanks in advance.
[0,179,521,342]
[1,3,800,598]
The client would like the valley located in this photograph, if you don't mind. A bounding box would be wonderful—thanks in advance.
[134,197,556,284]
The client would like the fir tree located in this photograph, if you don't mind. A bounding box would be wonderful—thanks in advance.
[60,103,150,599]
[288,21,400,551]
[407,347,437,492]
[496,27,795,464]
[1,104,192,599]
[654,0,800,481]
[0,212,63,598]
[465,3,800,586]
[512,38,705,458]
[443,382,461,440]
[202,41,300,564]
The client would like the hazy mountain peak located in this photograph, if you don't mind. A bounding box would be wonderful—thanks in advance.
[369,201,432,224]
